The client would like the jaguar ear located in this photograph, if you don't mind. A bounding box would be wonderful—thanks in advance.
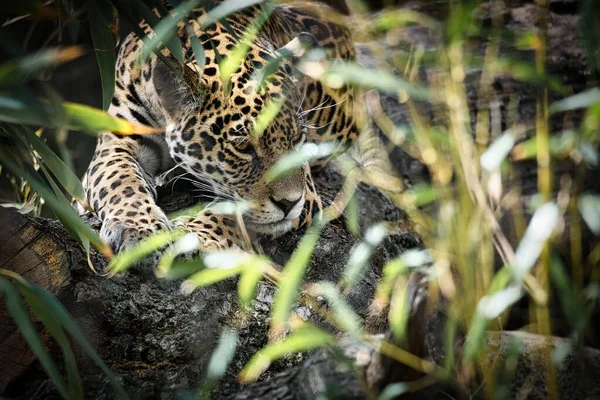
[152,58,202,118]
[278,32,318,62]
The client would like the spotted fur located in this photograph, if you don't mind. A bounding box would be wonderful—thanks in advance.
[82,1,363,254]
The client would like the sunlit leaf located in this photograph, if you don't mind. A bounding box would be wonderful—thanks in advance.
[180,251,260,294]
[199,0,266,28]
[579,194,600,235]
[307,282,362,338]
[399,184,439,208]
[252,97,283,139]
[481,131,515,172]
[239,325,335,383]
[377,383,409,400]
[156,233,200,277]
[271,219,326,333]
[343,222,388,288]
[512,130,577,161]
[208,329,238,378]
[109,230,186,274]
[513,202,560,279]
[314,62,429,100]
[238,258,267,307]
[478,285,523,319]
[267,142,337,182]
[549,87,600,114]
[388,274,410,343]
[344,192,359,238]
[0,94,162,135]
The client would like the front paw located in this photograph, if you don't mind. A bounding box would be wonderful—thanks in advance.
[100,205,170,265]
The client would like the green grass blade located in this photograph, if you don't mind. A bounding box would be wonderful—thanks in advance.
[197,329,239,397]
[266,142,337,182]
[109,229,186,274]
[0,147,111,257]
[342,222,388,288]
[87,0,116,111]
[0,47,83,85]
[9,278,84,398]
[0,277,71,399]
[200,0,264,28]
[239,325,335,383]
[1,270,130,399]
[134,0,189,63]
[307,282,363,338]
[7,123,84,200]
[270,218,326,334]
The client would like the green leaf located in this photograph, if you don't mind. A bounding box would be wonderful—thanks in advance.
[0,47,84,86]
[480,131,516,172]
[139,0,202,63]
[342,222,388,288]
[0,147,111,257]
[313,62,429,100]
[156,233,200,277]
[307,282,363,338]
[238,258,266,307]
[109,229,186,274]
[239,325,335,383]
[0,93,162,135]
[6,124,84,200]
[197,328,239,396]
[549,88,600,114]
[0,277,70,399]
[344,192,359,238]
[10,279,83,398]
[267,142,337,182]
[579,194,600,235]
[1,271,130,399]
[200,0,265,28]
[87,0,116,111]
[270,219,326,333]
[180,251,261,294]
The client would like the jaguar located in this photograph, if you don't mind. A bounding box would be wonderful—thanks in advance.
[82,1,368,254]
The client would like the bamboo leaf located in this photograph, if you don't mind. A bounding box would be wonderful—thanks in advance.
[270,219,326,333]
[0,94,162,135]
[239,325,335,383]
[267,142,337,182]
[0,277,71,399]
[87,0,116,111]
[342,222,388,288]
[0,46,84,85]
[579,194,600,235]
[10,278,84,398]
[199,0,265,28]
[0,147,111,257]
[109,230,186,274]
[1,271,130,399]
[139,0,202,63]
[198,328,238,396]
[307,282,363,338]
[6,124,84,200]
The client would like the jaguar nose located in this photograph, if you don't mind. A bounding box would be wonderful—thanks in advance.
[270,196,302,217]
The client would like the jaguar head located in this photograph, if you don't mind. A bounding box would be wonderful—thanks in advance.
[153,33,317,235]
